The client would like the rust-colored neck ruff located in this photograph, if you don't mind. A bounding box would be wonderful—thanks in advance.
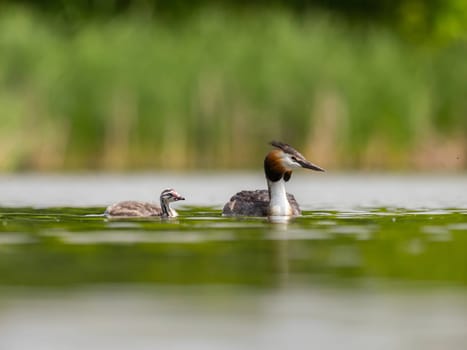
[264,149,290,182]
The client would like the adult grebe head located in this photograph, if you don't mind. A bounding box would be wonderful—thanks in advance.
[264,141,325,182]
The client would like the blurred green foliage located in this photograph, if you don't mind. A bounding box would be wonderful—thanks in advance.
[3,0,467,43]
[0,5,466,171]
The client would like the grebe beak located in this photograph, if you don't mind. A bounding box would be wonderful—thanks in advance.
[298,159,325,172]
[174,194,185,201]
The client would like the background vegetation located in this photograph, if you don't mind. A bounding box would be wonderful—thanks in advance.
[0,1,466,171]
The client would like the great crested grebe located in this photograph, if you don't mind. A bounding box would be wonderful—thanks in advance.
[223,141,325,217]
[105,188,185,218]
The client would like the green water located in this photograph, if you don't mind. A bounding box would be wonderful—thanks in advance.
[1,206,466,288]
[1,202,467,349]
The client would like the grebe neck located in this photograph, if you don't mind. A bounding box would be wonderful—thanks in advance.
[267,179,292,216]
[160,198,171,217]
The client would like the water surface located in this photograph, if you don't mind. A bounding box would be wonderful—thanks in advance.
[0,173,466,350]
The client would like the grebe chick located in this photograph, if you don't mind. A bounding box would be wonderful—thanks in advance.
[105,188,185,218]
[223,141,325,217]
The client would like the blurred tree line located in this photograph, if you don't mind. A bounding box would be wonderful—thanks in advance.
[0,0,466,171]
[2,0,467,43]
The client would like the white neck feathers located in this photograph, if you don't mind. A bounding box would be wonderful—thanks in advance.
[267,179,292,216]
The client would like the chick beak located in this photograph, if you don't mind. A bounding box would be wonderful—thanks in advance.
[175,195,186,201]
[298,159,325,172]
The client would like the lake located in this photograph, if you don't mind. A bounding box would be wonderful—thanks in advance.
[0,173,466,350]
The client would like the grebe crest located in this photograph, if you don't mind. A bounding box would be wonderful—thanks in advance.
[105,188,185,218]
[223,141,324,217]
